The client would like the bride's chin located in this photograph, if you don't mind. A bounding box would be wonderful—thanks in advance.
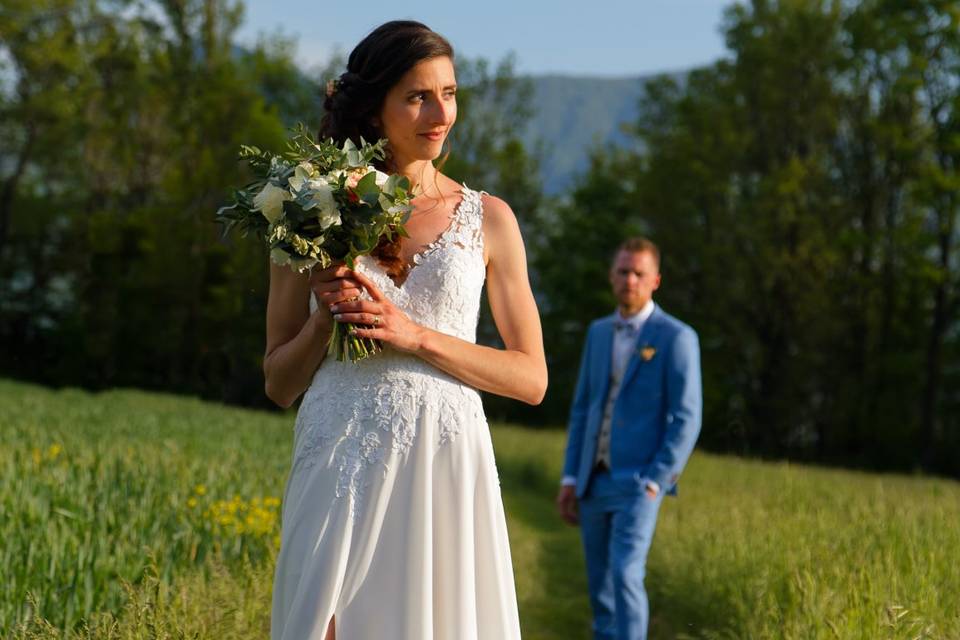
[417,136,446,151]
[416,149,445,163]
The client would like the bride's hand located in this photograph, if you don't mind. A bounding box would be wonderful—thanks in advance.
[309,263,365,326]
[329,270,425,353]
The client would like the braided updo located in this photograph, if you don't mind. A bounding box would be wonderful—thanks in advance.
[320,21,455,279]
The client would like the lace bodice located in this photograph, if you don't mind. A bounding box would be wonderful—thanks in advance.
[294,186,488,511]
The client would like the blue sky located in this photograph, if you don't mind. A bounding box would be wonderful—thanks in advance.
[236,1,732,77]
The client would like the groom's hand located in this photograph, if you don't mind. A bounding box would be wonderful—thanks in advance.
[555,485,579,526]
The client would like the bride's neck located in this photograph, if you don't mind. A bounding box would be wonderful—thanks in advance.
[391,158,440,197]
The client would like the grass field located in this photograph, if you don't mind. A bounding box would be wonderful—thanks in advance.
[2,378,959,639]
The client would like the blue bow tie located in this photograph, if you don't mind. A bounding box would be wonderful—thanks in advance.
[614,320,639,336]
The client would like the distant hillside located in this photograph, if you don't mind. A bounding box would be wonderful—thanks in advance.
[523,73,683,195]
[273,56,680,196]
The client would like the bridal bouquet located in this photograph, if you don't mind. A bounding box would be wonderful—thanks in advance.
[216,124,413,362]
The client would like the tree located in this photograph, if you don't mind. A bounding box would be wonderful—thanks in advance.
[0,0,304,406]
[0,5,548,422]
[538,0,960,476]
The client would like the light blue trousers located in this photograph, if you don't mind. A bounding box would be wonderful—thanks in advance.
[578,469,664,640]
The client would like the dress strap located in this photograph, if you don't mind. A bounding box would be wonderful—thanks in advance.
[446,185,485,254]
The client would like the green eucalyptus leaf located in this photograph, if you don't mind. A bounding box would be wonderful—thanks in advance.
[356,170,379,196]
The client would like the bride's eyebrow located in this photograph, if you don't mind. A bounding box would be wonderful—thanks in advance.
[405,84,458,96]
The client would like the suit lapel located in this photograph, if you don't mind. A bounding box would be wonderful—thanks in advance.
[621,306,665,388]
[594,313,617,401]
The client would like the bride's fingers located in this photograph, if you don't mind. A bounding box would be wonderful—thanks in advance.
[350,270,386,303]
[318,288,363,306]
[331,312,383,326]
[308,263,351,283]
[312,277,362,293]
[330,299,381,314]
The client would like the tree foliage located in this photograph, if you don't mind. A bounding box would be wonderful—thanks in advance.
[4,0,957,478]
[538,0,960,476]
[0,1,543,413]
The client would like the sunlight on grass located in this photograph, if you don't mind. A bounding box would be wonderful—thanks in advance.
[3,379,958,639]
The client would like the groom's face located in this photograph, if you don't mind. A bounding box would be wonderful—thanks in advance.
[610,249,661,312]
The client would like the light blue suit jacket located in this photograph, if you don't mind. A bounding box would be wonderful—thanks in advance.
[562,305,702,499]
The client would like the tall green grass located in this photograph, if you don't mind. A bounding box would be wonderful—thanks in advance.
[2,379,958,639]
[492,430,960,639]
[1,380,289,635]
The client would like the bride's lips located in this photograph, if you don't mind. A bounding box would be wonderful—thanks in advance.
[418,131,445,141]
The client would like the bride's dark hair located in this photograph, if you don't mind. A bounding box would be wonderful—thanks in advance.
[320,21,455,278]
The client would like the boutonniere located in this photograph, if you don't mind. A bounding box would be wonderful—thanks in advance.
[638,345,657,362]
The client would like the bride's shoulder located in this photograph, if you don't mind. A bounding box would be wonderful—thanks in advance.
[477,192,517,229]
[474,192,523,267]
[438,175,516,227]
[433,173,517,231]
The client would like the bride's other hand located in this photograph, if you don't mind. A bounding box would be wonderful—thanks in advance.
[309,264,365,325]
[331,270,425,353]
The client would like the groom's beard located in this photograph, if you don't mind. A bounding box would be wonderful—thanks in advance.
[617,291,651,309]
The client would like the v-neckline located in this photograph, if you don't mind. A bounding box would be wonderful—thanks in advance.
[387,187,469,290]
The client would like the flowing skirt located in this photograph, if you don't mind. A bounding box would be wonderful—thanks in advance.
[270,354,522,639]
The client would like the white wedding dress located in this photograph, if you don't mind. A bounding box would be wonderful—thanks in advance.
[271,186,522,640]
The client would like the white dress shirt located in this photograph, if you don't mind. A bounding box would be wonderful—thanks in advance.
[562,301,658,492]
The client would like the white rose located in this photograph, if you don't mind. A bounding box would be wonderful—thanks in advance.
[302,179,341,229]
[288,162,317,192]
[253,183,291,224]
[372,169,389,187]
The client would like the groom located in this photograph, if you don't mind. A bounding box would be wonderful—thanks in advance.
[556,236,702,640]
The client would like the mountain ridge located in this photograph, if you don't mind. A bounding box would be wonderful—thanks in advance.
[521,72,685,194]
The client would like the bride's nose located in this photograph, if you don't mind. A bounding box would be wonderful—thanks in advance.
[428,96,456,126]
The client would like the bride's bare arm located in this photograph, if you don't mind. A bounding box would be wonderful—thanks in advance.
[340,195,547,405]
[263,263,364,408]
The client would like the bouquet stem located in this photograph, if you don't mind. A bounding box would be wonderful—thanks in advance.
[329,320,382,362]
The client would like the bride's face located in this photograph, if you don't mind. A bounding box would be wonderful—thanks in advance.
[378,56,457,167]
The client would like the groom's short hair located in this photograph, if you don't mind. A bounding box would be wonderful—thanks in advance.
[613,236,660,269]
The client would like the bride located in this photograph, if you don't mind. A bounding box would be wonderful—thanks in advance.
[264,20,547,640]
